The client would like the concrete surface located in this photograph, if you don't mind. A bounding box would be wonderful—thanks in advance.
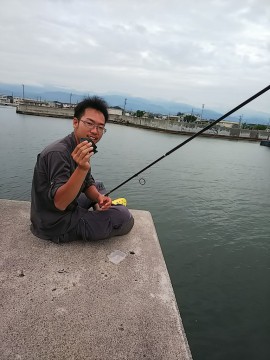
[0,199,192,360]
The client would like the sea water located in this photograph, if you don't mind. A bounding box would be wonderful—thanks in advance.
[0,106,269,360]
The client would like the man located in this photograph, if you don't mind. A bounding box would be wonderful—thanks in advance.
[30,96,134,243]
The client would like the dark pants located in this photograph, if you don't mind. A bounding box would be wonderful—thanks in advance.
[60,192,134,242]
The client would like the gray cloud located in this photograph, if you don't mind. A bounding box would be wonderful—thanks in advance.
[0,0,269,112]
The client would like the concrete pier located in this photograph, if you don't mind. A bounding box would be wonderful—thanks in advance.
[0,199,192,360]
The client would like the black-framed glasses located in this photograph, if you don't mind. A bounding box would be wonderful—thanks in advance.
[80,119,107,134]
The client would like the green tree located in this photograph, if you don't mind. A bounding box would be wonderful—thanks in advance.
[183,114,197,122]
[136,110,145,117]
[241,122,250,129]
[254,124,267,130]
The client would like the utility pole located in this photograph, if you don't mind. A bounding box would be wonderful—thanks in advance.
[123,98,127,114]
[239,114,243,128]
[201,104,205,120]
[22,84,25,100]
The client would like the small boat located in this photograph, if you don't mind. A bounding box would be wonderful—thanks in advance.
[260,140,270,147]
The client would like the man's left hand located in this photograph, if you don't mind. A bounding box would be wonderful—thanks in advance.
[97,194,112,210]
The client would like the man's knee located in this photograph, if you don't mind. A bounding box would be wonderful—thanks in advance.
[72,205,134,242]
[110,205,134,237]
[117,214,134,236]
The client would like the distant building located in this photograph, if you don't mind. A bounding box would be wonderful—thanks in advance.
[167,115,181,121]
[195,119,239,128]
[0,95,13,104]
[218,120,239,128]
[108,107,123,116]
[47,101,63,108]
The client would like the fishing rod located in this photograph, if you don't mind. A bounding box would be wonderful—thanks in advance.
[105,84,270,196]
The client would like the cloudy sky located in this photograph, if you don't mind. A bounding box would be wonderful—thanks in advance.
[0,0,269,113]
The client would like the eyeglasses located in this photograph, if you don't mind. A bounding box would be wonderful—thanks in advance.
[80,119,107,134]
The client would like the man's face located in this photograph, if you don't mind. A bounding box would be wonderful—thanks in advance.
[73,108,106,144]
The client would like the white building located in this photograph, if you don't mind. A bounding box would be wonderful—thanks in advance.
[108,107,123,116]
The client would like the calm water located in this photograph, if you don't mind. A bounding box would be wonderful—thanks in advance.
[1,106,270,360]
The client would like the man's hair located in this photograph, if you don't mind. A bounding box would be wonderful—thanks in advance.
[74,96,109,123]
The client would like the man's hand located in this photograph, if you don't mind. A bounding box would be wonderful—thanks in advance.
[96,194,112,210]
[71,141,94,171]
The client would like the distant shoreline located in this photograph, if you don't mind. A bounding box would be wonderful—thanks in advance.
[109,120,262,142]
[15,104,269,142]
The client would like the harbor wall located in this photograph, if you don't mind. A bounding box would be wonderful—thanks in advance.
[16,104,74,118]
[16,104,269,141]
[110,115,269,140]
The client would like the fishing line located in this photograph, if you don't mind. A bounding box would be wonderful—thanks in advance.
[105,84,270,196]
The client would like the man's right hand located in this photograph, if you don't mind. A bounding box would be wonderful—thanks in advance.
[71,141,94,171]
[54,141,94,211]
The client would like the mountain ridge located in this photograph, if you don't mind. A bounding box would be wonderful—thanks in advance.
[0,83,269,124]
